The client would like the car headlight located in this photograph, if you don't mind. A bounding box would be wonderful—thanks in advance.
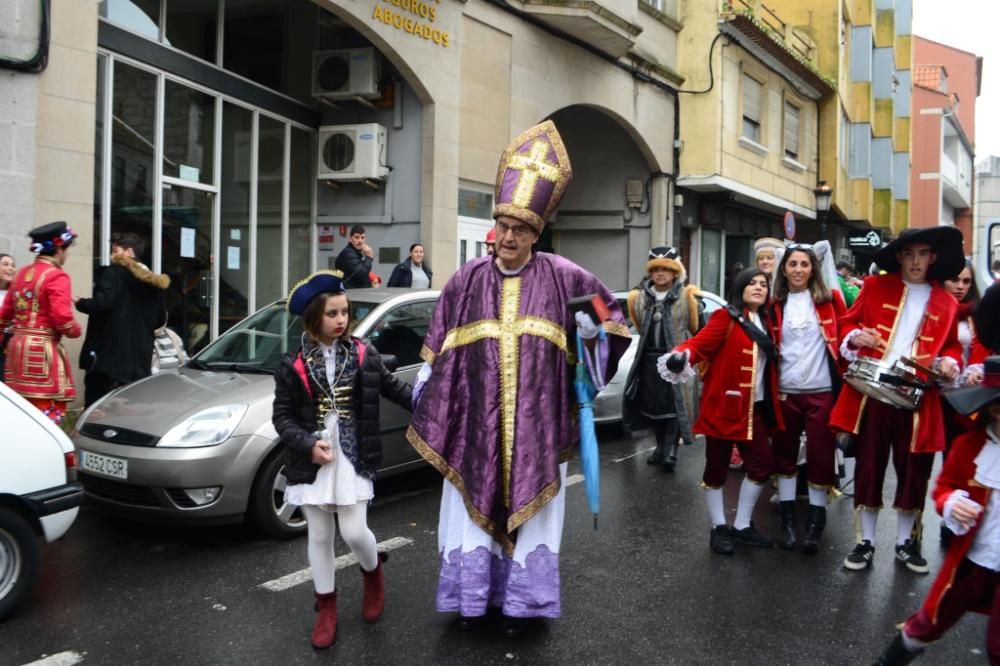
[158,405,248,448]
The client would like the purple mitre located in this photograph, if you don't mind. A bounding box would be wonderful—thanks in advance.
[492,120,573,234]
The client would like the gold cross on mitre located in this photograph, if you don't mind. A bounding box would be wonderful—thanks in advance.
[508,139,562,209]
[434,278,569,509]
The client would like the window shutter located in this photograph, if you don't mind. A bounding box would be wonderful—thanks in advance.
[743,76,762,122]
[784,103,800,157]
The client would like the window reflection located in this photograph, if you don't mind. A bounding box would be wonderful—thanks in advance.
[100,0,161,40]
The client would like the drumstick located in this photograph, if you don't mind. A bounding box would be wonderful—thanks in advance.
[898,356,947,381]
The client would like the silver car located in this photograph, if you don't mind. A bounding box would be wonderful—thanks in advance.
[72,288,438,539]
[592,289,725,424]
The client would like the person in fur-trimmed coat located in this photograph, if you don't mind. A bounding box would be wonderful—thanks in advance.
[75,231,170,407]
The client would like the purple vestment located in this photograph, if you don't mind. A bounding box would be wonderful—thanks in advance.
[406,252,630,554]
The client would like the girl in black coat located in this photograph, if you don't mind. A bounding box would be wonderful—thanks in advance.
[272,270,412,649]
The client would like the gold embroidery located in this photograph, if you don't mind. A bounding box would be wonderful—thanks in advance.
[926,313,940,321]
[747,342,758,440]
[881,303,899,311]
[508,140,564,209]
[420,344,436,365]
[740,366,753,372]
[851,395,869,434]
[602,320,631,338]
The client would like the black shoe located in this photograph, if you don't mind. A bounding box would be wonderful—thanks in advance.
[844,540,875,570]
[777,501,798,550]
[730,523,773,548]
[662,444,678,472]
[453,615,483,631]
[501,616,528,639]
[710,525,735,555]
[646,453,664,465]
[895,539,929,574]
[873,632,923,665]
[800,505,826,555]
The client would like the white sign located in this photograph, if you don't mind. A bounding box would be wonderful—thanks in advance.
[179,164,200,182]
[180,227,196,258]
[227,246,240,270]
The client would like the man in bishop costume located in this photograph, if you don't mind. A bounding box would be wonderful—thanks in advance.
[407,121,631,634]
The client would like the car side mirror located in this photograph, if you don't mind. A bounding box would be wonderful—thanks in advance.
[381,354,398,372]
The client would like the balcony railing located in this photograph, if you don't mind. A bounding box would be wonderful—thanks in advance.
[724,0,817,66]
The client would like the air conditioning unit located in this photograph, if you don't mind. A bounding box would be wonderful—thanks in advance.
[233,129,286,183]
[312,48,381,100]
[317,124,388,181]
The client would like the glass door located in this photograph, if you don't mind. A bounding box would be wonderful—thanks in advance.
[161,184,216,354]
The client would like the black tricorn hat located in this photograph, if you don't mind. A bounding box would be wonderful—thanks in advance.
[873,226,964,282]
[976,282,1000,355]
[944,356,1000,416]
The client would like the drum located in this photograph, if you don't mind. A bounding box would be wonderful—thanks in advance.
[844,357,928,410]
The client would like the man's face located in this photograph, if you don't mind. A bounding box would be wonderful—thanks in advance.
[111,244,135,259]
[896,243,936,283]
[350,233,366,250]
[649,267,676,289]
[494,216,537,269]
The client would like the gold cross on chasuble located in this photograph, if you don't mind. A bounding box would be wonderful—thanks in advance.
[437,277,569,507]
[508,140,563,209]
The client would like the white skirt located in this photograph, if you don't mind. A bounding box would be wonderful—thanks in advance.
[283,413,374,511]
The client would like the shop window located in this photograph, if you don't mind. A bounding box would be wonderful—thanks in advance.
[458,189,493,218]
[219,102,253,334]
[255,115,286,308]
[163,80,216,186]
[110,61,157,254]
[783,102,800,161]
[166,0,220,64]
[742,75,762,144]
[287,126,314,289]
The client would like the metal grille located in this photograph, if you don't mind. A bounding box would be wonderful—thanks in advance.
[81,474,160,508]
[80,423,159,447]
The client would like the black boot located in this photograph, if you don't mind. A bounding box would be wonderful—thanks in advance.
[801,504,826,554]
[646,440,665,465]
[662,443,679,471]
[778,501,798,550]
[873,633,922,665]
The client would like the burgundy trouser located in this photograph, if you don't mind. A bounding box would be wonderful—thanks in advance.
[772,392,837,487]
[904,558,1000,662]
[853,399,934,511]
[703,411,773,487]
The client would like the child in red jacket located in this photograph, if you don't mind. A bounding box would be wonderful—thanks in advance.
[874,355,1000,664]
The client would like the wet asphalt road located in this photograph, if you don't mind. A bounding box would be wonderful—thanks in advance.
[2,428,987,666]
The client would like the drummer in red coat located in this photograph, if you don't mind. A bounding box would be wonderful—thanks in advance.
[659,268,784,555]
[0,222,82,424]
[871,356,1000,665]
[830,227,964,574]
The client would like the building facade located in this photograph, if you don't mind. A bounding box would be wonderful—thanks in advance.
[909,37,979,251]
[1,0,686,390]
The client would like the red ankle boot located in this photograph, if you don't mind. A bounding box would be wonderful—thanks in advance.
[360,552,388,623]
[311,591,338,649]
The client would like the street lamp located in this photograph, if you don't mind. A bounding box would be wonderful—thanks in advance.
[814,181,833,238]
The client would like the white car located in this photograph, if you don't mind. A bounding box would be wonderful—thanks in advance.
[593,289,726,424]
[0,382,84,619]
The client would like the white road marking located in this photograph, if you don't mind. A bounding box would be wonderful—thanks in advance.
[565,474,585,487]
[22,652,84,666]
[259,536,414,592]
[612,446,656,463]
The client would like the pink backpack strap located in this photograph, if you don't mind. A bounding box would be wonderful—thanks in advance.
[354,338,367,366]
[292,352,312,400]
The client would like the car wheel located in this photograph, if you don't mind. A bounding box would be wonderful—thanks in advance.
[248,450,308,539]
[0,507,40,620]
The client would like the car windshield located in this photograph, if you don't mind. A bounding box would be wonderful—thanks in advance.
[194,301,379,373]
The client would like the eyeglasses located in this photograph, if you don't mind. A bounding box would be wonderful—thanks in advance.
[496,221,534,239]
[785,242,815,251]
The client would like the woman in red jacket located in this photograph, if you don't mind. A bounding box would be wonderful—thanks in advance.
[660,267,783,555]
[769,244,847,553]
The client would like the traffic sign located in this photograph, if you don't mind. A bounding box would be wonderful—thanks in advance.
[783,211,796,241]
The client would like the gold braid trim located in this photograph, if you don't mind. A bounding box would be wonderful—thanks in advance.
[420,344,437,365]
[602,320,631,338]
[507,476,561,536]
[406,426,515,554]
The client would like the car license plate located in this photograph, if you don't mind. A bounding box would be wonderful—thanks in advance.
[81,450,128,480]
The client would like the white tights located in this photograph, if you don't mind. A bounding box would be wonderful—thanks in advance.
[302,503,378,594]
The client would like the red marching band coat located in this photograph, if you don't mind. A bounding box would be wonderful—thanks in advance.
[674,307,784,441]
[770,291,848,372]
[0,257,81,400]
[919,429,993,624]
[829,273,961,453]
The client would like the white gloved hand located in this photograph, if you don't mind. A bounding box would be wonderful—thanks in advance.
[575,311,601,339]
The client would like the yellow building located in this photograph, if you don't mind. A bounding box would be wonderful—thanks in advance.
[675,0,834,295]
[767,0,915,262]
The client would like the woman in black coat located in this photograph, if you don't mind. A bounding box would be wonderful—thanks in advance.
[272,270,412,649]
[387,243,432,288]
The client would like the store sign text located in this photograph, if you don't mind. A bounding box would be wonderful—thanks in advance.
[372,0,451,48]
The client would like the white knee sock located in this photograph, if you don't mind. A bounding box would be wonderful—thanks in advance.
[302,505,338,594]
[704,487,726,527]
[777,477,797,502]
[896,511,917,546]
[337,503,378,571]
[860,509,878,543]
[733,477,764,531]
[808,486,827,508]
